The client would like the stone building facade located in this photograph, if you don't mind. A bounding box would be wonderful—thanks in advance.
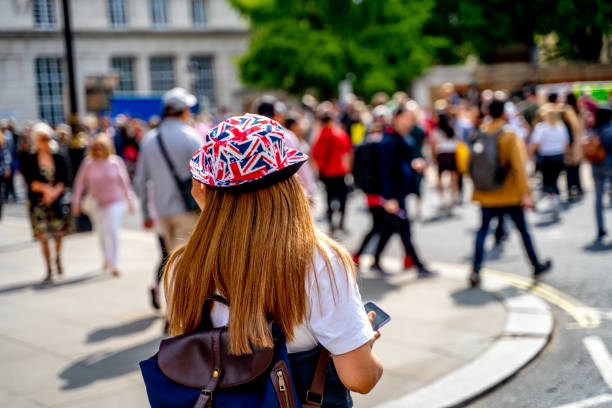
[0,0,249,125]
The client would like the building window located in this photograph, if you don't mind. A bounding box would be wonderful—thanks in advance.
[110,57,136,93]
[191,0,207,28]
[33,0,57,29]
[108,0,129,28]
[150,0,168,29]
[35,57,64,125]
[150,57,175,92]
[190,56,215,110]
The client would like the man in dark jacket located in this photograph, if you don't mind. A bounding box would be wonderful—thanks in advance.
[371,104,434,277]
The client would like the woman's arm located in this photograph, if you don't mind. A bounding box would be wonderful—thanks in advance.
[115,157,135,210]
[332,311,383,394]
[71,159,89,214]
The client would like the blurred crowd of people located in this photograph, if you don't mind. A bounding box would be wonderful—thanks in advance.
[0,82,611,289]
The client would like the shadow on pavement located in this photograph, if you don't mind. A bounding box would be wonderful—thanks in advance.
[0,272,106,296]
[87,316,161,343]
[534,216,561,228]
[58,337,162,390]
[0,240,38,254]
[359,275,409,302]
[451,287,498,306]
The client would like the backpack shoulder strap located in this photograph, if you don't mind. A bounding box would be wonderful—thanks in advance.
[303,347,331,407]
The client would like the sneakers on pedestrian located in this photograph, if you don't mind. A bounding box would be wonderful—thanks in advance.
[533,260,552,278]
[352,253,360,267]
[403,255,414,269]
[417,266,436,279]
[469,272,481,287]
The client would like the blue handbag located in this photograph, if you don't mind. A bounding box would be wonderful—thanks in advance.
[139,296,330,408]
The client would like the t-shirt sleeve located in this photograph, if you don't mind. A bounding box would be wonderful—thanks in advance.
[530,124,542,145]
[307,248,374,355]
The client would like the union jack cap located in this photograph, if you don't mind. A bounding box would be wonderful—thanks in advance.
[190,113,308,191]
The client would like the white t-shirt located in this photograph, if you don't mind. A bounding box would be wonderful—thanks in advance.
[531,122,569,156]
[210,243,374,355]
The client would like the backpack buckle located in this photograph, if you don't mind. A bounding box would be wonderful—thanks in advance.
[305,390,323,405]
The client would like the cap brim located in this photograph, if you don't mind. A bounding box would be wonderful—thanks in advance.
[185,94,197,108]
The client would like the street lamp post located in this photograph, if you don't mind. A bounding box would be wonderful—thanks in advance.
[61,0,78,129]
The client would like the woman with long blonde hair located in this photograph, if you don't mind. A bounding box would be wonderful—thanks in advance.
[164,114,382,405]
[530,102,569,217]
[72,134,135,276]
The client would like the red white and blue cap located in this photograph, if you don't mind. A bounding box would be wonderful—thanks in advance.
[190,113,308,192]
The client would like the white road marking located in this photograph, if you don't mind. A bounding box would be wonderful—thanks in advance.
[583,336,612,389]
[554,394,612,408]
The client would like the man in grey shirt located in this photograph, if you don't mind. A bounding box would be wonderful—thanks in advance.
[134,88,203,252]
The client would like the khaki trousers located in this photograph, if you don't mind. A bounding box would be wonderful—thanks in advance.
[159,212,199,252]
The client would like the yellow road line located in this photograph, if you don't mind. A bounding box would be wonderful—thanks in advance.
[481,268,601,329]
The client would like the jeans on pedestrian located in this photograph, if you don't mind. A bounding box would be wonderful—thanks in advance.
[320,176,348,231]
[374,211,423,269]
[93,201,124,268]
[540,154,564,195]
[473,206,540,273]
[566,164,582,193]
[592,164,612,235]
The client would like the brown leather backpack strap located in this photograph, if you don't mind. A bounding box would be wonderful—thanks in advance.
[303,347,330,408]
[193,329,223,408]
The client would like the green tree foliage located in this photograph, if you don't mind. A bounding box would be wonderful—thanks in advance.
[230,0,439,99]
[425,0,612,63]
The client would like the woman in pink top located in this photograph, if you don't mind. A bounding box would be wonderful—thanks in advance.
[72,134,135,276]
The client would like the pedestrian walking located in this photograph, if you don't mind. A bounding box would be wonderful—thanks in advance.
[0,129,12,220]
[311,113,353,234]
[564,93,585,200]
[134,87,202,251]
[0,119,17,202]
[352,105,390,266]
[530,104,569,217]
[134,88,202,307]
[71,134,135,277]
[163,113,382,405]
[589,108,612,242]
[470,100,551,287]
[432,112,460,213]
[370,104,434,277]
[21,123,72,282]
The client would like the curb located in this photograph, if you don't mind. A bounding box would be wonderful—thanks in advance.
[374,262,554,408]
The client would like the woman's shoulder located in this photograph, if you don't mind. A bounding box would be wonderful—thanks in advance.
[309,239,353,289]
[108,154,124,165]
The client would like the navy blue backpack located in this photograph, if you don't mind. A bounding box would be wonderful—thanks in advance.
[139,296,330,408]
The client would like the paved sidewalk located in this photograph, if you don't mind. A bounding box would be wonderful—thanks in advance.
[0,200,550,407]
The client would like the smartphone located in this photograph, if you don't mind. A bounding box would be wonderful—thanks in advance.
[364,301,391,330]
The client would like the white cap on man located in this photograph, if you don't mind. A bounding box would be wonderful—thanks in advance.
[163,87,197,112]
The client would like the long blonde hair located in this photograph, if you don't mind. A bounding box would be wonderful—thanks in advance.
[164,175,354,355]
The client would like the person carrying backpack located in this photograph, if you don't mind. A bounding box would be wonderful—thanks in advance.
[469,100,551,287]
[590,108,612,242]
[351,106,388,267]
[141,113,382,408]
[369,105,434,277]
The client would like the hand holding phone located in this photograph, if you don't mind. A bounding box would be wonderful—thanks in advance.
[364,301,391,331]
